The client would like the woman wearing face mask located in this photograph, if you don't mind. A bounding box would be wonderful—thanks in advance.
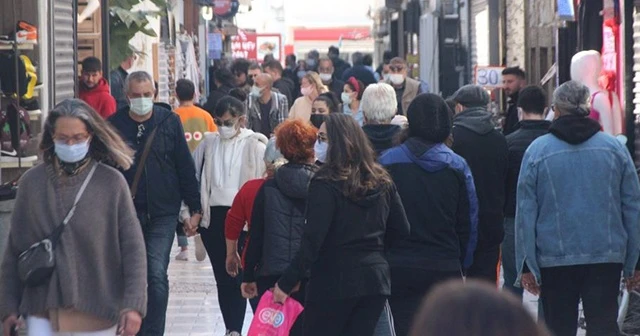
[343,77,365,126]
[272,113,410,336]
[289,72,328,124]
[0,99,147,336]
[310,92,341,129]
[184,96,268,336]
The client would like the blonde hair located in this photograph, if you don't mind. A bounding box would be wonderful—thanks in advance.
[303,72,328,94]
[41,99,135,170]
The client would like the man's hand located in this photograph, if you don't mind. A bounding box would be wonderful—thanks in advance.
[272,283,289,304]
[2,315,21,336]
[117,310,142,336]
[241,282,258,299]
[521,273,540,296]
[226,252,241,277]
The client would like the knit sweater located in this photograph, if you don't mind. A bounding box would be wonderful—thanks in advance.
[0,161,148,324]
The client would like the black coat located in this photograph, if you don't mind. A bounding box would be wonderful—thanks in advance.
[331,56,351,80]
[277,178,409,302]
[503,94,520,136]
[203,85,233,117]
[244,164,317,281]
[327,78,345,103]
[452,108,508,251]
[380,138,478,271]
[363,124,402,155]
[504,120,550,217]
[273,77,295,107]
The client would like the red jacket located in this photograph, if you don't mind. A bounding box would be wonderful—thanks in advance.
[78,78,117,119]
[225,178,266,266]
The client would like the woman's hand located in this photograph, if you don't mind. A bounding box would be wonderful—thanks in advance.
[241,282,258,299]
[2,315,22,336]
[272,283,289,304]
[117,310,142,336]
[625,271,640,291]
[226,252,241,277]
[521,273,541,296]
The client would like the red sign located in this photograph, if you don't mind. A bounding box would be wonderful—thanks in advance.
[213,0,232,16]
[231,31,281,61]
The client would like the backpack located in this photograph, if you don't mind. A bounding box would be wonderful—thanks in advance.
[0,103,32,154]
[0,51,27,96]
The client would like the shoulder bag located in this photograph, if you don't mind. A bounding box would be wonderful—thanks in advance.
[17,163,98,287]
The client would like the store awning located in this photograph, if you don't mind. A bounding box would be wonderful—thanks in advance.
[293,27,372,41]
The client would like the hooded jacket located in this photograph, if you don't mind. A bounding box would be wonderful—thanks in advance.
[243,164,317,281]
[180,128,267,227]
[452,107,508,251]
[516,115,640,285]
[363,124,402,155]
[380,138,478,271]
[277,178,410,302]
[79,78,116,119]
[273,77,295,105]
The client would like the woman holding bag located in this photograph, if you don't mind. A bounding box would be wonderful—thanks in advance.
[0,99,147,336]
[273,113,410,335]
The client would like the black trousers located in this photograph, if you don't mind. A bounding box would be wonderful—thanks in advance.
[540,263,622,336]
[466,246,500,283]
[389,267,462,336]
[198,206,255,333]
[303,295,386,336]
[257,275,307,336]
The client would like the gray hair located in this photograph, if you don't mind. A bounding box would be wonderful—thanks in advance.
[41,99,135,169]
[125,71,155,93]
[552,80,591,117]
[361,83,397,123]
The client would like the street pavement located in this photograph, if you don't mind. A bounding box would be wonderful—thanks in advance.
[166,237,585,336]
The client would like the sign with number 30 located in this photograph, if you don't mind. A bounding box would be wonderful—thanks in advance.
[474,66,506,88]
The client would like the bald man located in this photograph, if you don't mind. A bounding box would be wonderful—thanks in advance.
[247,73,289,136]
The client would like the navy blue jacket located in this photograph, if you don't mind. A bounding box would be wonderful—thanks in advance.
[380,138,478,270]
[341,65,377,87]
[109,105,201,218]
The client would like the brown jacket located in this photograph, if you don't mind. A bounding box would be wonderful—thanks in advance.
[400,77,421,115]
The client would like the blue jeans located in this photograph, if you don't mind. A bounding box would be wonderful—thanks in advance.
[502,217,523,298]
[137,212,177,336]
[373,300,396,336]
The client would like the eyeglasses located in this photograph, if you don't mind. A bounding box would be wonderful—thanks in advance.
[214,117,239,127]
[53,133,90,145]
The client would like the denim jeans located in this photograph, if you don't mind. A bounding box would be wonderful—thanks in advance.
[502,217,523,298]
[373,300,396,336]
[137,212,177,336]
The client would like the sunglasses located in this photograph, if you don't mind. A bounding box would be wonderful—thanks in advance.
[214,117,240,127]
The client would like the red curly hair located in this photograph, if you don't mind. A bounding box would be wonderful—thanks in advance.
[274,119,317,163]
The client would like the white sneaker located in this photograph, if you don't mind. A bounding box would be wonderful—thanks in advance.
[174,250,188,261]
[225,331,241,336]
[195,234,206,261]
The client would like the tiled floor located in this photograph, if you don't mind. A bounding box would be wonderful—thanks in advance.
[166,237,253,336]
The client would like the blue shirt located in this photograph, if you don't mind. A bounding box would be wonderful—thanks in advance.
[343,103,364,126]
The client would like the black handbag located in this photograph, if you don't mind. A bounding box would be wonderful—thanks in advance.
[17,163,97,287]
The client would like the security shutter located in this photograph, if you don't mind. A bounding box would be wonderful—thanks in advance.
[469,0,488,69]
[633,9,640,166]
[51,0,76,105]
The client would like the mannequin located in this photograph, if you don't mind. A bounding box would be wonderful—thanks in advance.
[570,50,622,135]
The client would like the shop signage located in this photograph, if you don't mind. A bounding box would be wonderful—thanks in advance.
[197,0,239,19]
[231,31,282,61]
[473,66,505,88]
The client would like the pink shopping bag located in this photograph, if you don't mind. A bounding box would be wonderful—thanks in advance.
[247,290,304,336]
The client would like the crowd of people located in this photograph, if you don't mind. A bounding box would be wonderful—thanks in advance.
[0,44,639,336]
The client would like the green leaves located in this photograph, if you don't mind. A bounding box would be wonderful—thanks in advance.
[108,0,167,69]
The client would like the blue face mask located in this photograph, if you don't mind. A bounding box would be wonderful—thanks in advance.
[297,70,307,79]
[55,139,90,163]
[307,58,317,68]
[314,140,328,163]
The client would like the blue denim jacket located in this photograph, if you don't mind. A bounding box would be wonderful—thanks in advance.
[515,132,640,285]
[344,103,364,126]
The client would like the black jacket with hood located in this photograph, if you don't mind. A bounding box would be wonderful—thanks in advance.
[277,178,410,302]
[452,107,508,251]
[244,163,317,282]
[363,124,402,155]
[273,77,295,107]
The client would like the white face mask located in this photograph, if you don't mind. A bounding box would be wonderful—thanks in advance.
[314,140,328,163]
[219,126,238,139]
[129,97,154,116]
[389,74,404,85]
[250,85,264,98]
[319,73,333,83]
[341,92,352,105]
[383,73,391,82]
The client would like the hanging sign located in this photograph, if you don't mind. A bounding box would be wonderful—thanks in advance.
[212,0,239,19]
[231,31,281,61]
[473,66,506,88]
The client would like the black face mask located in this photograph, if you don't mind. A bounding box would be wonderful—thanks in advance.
[310,114,326,129]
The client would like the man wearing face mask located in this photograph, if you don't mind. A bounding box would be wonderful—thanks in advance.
[341,52,377,87]
[318,57,345,101]
[108,71,202,336]
[306,49,320,72]
[246,73,289,137]
[263,60,295,105]
[388,57,422,116]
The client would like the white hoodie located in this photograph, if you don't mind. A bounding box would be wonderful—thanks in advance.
[180,128,267,228]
